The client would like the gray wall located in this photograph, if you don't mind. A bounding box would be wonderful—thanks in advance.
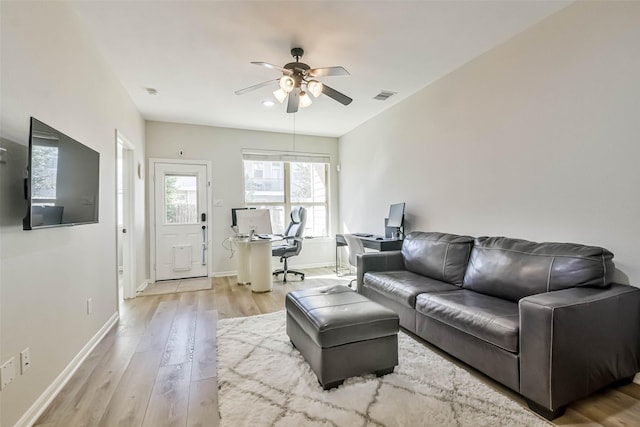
[339,1,640,285]
[0,2,145,426]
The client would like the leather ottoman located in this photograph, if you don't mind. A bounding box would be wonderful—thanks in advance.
[285,285,400,389]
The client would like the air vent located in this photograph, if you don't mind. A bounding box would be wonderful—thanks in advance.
[373,90,397,101]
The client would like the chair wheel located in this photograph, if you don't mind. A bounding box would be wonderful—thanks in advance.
[301,274,305,280]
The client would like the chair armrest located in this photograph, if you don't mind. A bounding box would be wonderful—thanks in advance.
[519,283,640,412]
[356,251,404,293]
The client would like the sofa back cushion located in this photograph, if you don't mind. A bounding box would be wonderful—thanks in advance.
[462,236,615,302]
[401,232,475,285]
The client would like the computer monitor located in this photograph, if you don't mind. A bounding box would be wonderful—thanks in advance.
[235,208,272,235]
[387,202,405,228]
[231,207,255,227]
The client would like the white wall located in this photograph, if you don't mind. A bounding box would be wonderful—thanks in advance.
[145,121,339,277]
[339,1,640,285]
[0,2,146,426]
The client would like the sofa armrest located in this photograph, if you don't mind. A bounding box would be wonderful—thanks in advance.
[356,251,404,293]
[519,283,640,412]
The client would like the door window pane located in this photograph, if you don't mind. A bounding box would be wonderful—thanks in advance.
[165,174,198,224]
[244,160,284,203]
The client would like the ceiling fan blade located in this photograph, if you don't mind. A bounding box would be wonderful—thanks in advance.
[321,84,353,105]
[287,88,300,113]
[308,66,350,77]
[251,62,292,75]
[234,79,277,95]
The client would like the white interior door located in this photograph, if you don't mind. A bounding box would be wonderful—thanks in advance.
[153,162,209,281]
[117,132,136,299]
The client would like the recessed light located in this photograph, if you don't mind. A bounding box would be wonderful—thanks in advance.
[261,99,275,107]
[146,87,158,95]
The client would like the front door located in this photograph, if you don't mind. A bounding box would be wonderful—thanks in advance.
[153,162,209,281]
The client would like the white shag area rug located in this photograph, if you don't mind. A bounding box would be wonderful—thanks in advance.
[217,311,550,427]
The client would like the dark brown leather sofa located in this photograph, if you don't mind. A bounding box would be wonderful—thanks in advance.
[357,231,640,420]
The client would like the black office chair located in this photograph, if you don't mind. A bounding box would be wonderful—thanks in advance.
[272,206,307,283]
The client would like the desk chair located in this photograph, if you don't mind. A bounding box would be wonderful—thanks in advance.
[343,234,365,289]
[272,206,307,283]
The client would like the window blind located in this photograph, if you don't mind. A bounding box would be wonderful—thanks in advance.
[242,149,330,164]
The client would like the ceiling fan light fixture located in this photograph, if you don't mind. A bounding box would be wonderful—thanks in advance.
[273,88,287,103]
[279,76,295,93]
[307,80,323,97]
[299,91,312,108]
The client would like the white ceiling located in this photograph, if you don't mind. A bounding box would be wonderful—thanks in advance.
[70,1,571,138]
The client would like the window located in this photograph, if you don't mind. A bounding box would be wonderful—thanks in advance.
[243,153,329,237]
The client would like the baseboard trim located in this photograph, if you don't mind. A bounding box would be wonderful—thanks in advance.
[212,270,235,278]
[136,279,148,293]
[13,312,119,427]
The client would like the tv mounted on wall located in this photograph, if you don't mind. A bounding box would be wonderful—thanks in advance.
[23,117,100,230]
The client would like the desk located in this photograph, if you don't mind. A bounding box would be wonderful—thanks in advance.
[235,236,282,293]
[335,234,403,274]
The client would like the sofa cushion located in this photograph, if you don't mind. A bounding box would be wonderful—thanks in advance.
[364,270,459,308]
[401,232,475,285]
[415,289,520,353]
[462,237,615,302]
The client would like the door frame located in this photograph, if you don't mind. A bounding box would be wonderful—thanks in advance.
[116,130,136,300]
[148,158,213,283]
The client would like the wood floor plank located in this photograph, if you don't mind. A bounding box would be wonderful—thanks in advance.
[187,377,219,427]
[117,294,161,337]
[34,328,119,425]
[554,408,604,427]
[618,381,640,400]
[569,389,640,427]
[136,299,179,353]
[161,294,198,366]
[53,335,141,427]
[142,362,192,427]
[97,350,163,427]
[191,310,217,381]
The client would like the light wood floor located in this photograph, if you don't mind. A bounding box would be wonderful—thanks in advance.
[34,267,640,427]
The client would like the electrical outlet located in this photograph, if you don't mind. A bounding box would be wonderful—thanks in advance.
[20,348,31,374]
[87,298,93,315]
[1,357,16,389]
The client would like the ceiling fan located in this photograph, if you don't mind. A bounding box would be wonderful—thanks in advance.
[235,47,353,113]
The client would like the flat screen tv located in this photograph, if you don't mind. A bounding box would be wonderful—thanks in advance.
[23,118,100,230]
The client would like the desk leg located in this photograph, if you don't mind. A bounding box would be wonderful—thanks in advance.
[236,241,251,285]
[250,240,273,293]
[335,243,350,276]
